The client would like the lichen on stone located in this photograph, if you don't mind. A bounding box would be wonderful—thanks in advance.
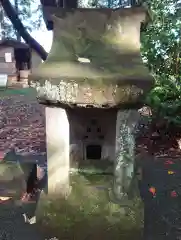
[113,109,140,203]
[31,79,79,103]
[30,79,144,108]
[29,7,154,102]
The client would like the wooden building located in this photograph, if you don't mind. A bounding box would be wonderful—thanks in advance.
[0,38,42,88]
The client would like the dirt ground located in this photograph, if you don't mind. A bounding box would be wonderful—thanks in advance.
[0,199,43,240]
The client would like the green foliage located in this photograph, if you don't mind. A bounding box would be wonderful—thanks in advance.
[83,0,181,127]
[141,0,181,127]
[79,0,181,128]
[0,0,42,39]
[146,75,181,126]
[79,0,139,8]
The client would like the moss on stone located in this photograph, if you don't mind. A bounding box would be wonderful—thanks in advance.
[36,173,143,240]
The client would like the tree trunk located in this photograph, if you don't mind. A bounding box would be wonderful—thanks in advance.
[0,3,6,38]
[14,0,21,41]
[0,0,48,60]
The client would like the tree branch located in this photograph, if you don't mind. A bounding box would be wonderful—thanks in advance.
[0,0,48,60]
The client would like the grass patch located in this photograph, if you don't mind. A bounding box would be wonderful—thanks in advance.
[0,88,36,97]
[37,173,143,240]
[76,159,114,174]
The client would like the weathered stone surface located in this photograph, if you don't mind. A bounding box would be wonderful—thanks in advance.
[45,107,70,195]
[30,7,154,108]
[112,109,140,203]
[0,162,26,198]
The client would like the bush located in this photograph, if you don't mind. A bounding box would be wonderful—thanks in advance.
[146,75,181,130]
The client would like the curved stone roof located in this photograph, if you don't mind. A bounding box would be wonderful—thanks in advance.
[30,7,154,108]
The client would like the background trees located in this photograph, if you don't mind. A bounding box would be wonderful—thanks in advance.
[0,0,43,39]
[0,0,47,59]
[142,0,181,128]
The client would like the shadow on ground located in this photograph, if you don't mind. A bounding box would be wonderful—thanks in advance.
[0,153,44,240]
[0,200,42,240]
[139,157,181,239]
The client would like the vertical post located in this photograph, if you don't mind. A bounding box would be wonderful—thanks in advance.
[0,4,6,38]
[14,0,21,41]
[113,109,140,203]
[45,107,70,196]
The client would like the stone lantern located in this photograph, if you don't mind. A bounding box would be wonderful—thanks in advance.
[29,5,154,200]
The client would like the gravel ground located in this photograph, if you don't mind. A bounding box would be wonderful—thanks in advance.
[140,158,181,239]
[0,95,45,156]
[0,200,43,240]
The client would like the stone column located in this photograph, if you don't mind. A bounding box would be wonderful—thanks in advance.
[112,109,140,204]
[45,107,70,196]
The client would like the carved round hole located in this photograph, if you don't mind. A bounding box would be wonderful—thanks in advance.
[87,127,91,133]
[97,127,101,133]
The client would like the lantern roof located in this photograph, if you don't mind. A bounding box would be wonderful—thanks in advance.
[29,6,154,109]
[41,3,151,31]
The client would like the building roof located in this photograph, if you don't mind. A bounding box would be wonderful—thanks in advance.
[0,39,29,49]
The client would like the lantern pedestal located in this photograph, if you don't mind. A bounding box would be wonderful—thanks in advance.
[112,109,140,202]
[45,106,70,196]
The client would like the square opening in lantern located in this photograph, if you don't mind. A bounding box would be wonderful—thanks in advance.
[86,144,102,160]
